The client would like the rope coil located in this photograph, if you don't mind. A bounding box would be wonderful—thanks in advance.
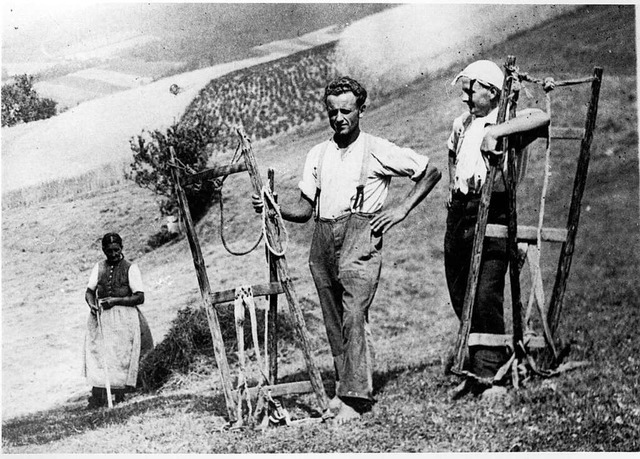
[218,186,264,256]
[173,141,288,258]
[260,185,288,257]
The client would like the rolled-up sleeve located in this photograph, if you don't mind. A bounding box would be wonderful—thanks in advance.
[447,114,466,152]
[86,262,99,290]
[298,143,324,201]
[371,137,429,181]
[128,264,145,294]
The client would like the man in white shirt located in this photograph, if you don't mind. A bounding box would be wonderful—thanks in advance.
[254,76,441,423]
[445,60,549,399]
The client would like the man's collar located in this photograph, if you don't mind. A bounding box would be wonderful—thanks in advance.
[473,107,499,123]
[330,130,365,149]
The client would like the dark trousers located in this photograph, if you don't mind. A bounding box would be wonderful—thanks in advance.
[444,192,509,378]
[309,213,382,401]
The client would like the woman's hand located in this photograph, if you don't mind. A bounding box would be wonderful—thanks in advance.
[99,297,116,310]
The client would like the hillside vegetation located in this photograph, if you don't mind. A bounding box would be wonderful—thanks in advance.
[2,5,638,453]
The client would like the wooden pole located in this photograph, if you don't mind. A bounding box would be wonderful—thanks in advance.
[452,55,517,374]
[237,129,329,412]
[547,67,603,339]
[169,147,237,422]
[96,300,114,409]
[266,168,279,385]
[505,65,525,359]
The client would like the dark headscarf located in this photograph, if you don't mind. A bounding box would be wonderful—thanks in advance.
[102,232,123,248]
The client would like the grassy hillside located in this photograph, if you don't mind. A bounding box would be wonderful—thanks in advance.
[2,4,638,453]
[5,4,392,109]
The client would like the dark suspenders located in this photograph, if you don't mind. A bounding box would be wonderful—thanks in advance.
[315,134,371,220]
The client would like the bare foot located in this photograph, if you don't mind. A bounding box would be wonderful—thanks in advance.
[449,379,473,400]
[328,395,342,413]
[333,402,360,424]
[480,385,508,403]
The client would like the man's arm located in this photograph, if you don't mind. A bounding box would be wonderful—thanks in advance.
[446,149,456,208]
[281,193,314,223]
[482,108,550,153]
[252,192,314,224]
[370,165,442,234]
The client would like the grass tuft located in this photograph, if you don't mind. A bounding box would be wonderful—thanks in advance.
[138,303,299,391]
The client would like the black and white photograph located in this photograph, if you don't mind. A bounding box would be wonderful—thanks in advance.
[1,1,638,453]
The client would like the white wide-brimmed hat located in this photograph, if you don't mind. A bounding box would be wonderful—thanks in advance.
[451,60,504,90]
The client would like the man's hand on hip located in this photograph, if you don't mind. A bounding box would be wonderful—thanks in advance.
[370,207,408,234]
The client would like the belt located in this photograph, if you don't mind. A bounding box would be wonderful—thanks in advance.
[317,210,380,223]
[452,190,481,199]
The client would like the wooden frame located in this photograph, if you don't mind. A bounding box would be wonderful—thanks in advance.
[168,129,329,424]
[451,58,603,375]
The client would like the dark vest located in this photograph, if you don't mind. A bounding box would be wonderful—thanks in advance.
[96,258,132,299]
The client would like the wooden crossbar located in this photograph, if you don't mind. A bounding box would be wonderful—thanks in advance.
[554,76,597,87]
[233,381,313,400]
[180,162,248,185]
[210,282,284,305]
[526,335,547,349]
[485,224,568,243]
[549,127,585,140]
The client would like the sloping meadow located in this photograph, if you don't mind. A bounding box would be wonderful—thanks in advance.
[2,4,638,453]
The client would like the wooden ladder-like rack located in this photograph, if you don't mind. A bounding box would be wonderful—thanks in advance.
[452,55,603,378]
[169,128,328,426]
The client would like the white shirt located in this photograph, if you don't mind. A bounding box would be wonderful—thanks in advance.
[447,108,498,195]
[298,132,429,219]
[87,261,145,294]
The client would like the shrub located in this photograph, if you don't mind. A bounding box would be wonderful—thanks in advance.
[126,119,218,222]
[1,74,57,127]
[145,225,179,251]
[139,304,298,391]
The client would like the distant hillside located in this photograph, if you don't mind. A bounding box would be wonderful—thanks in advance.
[0,28,338,196]
[1,4,583,198]
[3,4,393,95]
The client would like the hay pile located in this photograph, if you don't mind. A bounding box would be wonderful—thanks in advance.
[139,304,298,390]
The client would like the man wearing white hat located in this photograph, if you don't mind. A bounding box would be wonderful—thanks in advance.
[445,60,549,399]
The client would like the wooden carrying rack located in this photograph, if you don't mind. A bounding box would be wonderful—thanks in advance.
[451,55,603,384]
[169,128,328,427]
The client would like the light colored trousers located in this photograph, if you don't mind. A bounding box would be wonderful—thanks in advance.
[309,212,382,401]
